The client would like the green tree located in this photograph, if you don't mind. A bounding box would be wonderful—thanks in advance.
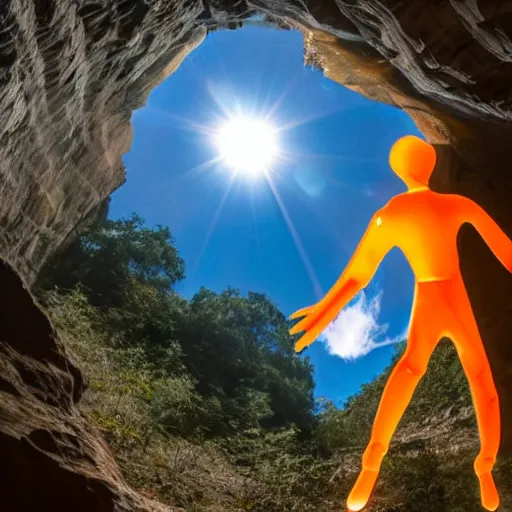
[39,213,185,307]
[39,216,316,440]
[170,287,316,436]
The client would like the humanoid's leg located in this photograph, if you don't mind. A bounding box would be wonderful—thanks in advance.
[347,284,440,511]
[444,280,500,511]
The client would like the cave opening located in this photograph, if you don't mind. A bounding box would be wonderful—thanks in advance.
[2,2,512,511]
[107,19,421,406]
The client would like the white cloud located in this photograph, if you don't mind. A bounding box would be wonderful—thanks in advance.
[320,290,406,360]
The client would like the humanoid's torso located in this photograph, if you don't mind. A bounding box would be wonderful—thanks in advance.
[383,190,464,283]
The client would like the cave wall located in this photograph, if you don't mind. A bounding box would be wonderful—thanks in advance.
[0,0,206,282]
[0,0,512,510]
[0,260,177,511]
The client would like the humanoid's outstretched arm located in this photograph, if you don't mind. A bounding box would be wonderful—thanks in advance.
[291,210,393,351]
[460,197,512,272]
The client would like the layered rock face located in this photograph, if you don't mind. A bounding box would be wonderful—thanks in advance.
[0,0,511,510]
[0,261,175,511]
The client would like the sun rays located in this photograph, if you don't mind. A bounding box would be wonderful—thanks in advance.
[263,172,324,301]
[142,57,380,299]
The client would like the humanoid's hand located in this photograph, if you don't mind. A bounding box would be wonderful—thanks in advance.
[289,305,315,321]
[289,304,317,352]
[289,277,362,352]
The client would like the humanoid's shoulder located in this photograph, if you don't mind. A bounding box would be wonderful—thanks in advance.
[375,193,419,223]
[385,190,440,209]
[380,193,408,213]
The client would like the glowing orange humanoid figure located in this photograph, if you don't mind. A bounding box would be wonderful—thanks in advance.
[290,135,512,511]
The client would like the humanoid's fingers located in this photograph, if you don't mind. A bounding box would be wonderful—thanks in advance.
[289,305,315,320]
[289,313,315,334]
[289,321,305,335]
[295,332,315,353]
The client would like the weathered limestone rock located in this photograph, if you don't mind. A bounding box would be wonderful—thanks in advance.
[0,0,511,509]
[0,260,176,511]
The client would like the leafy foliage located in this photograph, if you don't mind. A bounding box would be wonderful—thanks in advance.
[39,214,185,307]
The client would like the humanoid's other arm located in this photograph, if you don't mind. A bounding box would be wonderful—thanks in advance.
[291,210,393,350]
[460,197,512,272]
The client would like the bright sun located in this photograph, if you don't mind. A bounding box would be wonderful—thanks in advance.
[215,117,279,176]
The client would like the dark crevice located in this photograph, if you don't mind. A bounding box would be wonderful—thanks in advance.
[0,375,21,396]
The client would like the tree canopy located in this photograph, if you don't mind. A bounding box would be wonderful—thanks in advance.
[39,214,316,439]
[39,214,185,307]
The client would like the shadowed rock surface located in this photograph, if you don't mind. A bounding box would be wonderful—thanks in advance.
[0,260,176,511]
[0,0,511,510]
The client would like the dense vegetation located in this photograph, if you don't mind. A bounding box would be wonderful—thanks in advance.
[37,213,512,511]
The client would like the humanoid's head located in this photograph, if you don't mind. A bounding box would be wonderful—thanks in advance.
[389,135,436,190]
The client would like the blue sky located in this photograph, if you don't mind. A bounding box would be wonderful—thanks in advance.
[110,25,422,407]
